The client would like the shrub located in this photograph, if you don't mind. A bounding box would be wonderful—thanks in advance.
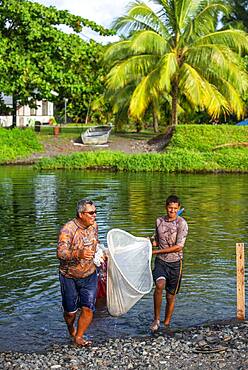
[0,128,43,163]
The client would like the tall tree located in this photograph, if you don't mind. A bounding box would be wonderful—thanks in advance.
[0,0,112,125]
[105,0,248,127]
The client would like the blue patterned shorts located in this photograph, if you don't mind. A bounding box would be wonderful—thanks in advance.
[59,272,97,313]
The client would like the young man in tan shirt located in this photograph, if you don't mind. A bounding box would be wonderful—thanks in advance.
[150,195,188,332]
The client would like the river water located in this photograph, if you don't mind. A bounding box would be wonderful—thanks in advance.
[0,167,247,352]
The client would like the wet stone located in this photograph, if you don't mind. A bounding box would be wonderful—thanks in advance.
[206,336,220,344]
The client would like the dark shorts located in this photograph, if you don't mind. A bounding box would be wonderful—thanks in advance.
[152,258,182,295]
[59,272,98,313]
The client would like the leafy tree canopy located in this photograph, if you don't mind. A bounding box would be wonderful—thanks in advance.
[222,1,248,31]
[0,0,112,122]
[105,0,248,128]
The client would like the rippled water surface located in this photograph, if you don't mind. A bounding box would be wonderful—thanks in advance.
[0,167,247,352]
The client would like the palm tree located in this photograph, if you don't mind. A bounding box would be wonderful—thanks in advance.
[104,0,248,127]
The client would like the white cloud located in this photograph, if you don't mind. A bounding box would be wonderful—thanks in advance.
[34,0,153,43]
[35,0,131,28]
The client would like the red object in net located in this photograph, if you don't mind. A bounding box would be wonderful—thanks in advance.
[97,276,106,298]
[96,260,107,299]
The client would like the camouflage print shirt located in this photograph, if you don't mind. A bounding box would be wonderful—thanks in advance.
[155,216,188,263]
[57,218,98,279]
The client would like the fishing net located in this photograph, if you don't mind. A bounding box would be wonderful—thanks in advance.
[106,228,153,316]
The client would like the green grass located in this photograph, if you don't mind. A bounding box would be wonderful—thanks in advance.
[36,147,248,173]
[0,128,43,163]
[168,125,248,151]
[1,124,248,172]
[36,125,248,172]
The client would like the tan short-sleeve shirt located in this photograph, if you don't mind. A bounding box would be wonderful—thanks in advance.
[155,216,188,263]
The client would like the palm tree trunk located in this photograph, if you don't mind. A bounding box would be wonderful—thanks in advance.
[171,81,178,126]
[135,120,142,133]
[152,108,159,133]
[85,98,91,124]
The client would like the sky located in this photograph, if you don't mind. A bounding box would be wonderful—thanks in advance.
[35,0,135,42]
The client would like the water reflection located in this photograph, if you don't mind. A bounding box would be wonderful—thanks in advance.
[0,167,247,352]
[34,174,58,223]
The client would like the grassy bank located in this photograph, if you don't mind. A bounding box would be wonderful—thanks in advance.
[36,125,248,172]
[0,128,43,163]
[168,124,248,151]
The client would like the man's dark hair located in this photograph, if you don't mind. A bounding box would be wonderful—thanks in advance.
[76,199,95,216]
[165,195,181,206]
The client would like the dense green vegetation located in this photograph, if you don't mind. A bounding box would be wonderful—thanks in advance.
[168,125,248,151]
[36,125,248,173]
[0,0,247,132]
[0,128,42,162]
[1,125,248,172]
[0,0,111,124]
[105,0,248,130]
[223,1,248,32]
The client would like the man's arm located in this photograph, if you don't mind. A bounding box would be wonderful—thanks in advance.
[57,227,94,261]
[57,226,79,261]
[152,241,183,255]
[151,218,183,255]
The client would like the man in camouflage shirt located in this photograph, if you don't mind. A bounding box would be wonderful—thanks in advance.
[57,199,98,346]
[150,195,188,332]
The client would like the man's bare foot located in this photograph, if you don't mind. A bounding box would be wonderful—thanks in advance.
[74,336,92,347]
[150,319,160,332]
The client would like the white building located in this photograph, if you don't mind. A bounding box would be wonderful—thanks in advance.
[0,96,54,127]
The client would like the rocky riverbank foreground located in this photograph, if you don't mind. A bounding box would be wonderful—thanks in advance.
[1,320,248,369]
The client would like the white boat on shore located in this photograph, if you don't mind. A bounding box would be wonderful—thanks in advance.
[81,125,112,145]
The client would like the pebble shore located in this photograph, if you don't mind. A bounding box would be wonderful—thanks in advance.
[1,320,248,370]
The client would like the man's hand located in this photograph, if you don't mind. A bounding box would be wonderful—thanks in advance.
[78,248,95,260]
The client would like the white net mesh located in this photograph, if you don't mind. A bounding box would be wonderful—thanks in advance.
[106,228,153,316]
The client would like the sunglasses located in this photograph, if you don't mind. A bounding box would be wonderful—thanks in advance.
[83,210,97,215]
